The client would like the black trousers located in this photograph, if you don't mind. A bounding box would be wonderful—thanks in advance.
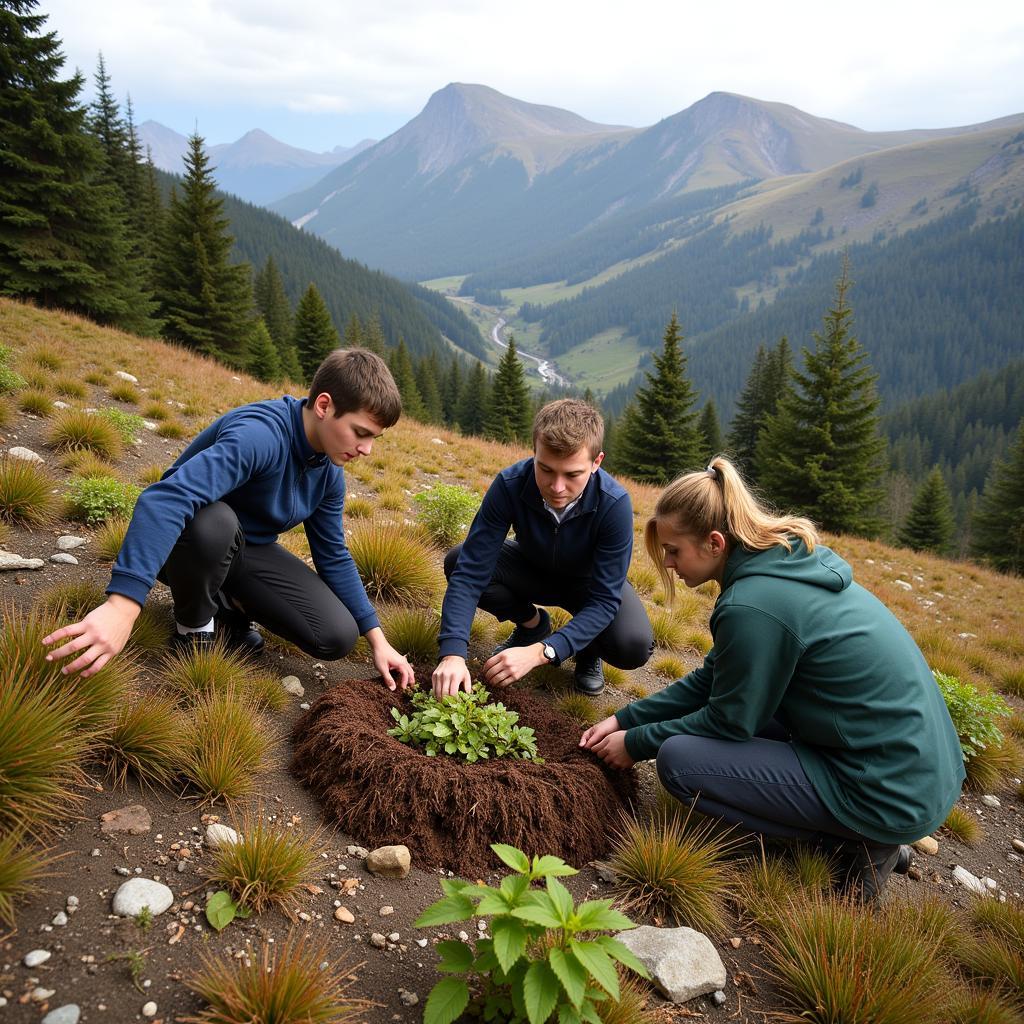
[157,502,359,660]
[444,540,654,668]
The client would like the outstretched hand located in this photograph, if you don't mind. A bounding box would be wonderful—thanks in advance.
[365,627,414,691]
[42,594,141,677]
[580,713,634,769]
[432,655,473,698]
[482,642,545,688]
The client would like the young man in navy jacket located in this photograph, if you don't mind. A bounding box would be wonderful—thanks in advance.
[44,348,414,691]
[432,399,653,697]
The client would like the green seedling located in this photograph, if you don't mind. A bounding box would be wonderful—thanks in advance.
[205,888,252,931]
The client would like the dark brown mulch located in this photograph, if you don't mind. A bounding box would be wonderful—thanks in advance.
[291,679,638,874]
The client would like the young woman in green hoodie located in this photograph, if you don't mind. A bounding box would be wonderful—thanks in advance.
[580,455,965,902]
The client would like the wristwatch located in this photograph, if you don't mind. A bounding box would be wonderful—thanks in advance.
[542,642,559,666]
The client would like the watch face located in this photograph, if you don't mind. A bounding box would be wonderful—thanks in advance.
[543,644,556,662]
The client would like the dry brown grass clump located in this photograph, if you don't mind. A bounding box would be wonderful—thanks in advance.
[0,830,58,928]
[47,408,123,460]
[100,691,183,789]
[0,456,59,527]
[943,805,984,846]
[347,522,440,604]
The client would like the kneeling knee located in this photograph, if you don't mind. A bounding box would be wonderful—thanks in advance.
[607,632,655,670]
[304,622,359,662]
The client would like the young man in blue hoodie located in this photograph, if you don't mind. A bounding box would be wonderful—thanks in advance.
[432,399,654,698]
[44,348,414,691]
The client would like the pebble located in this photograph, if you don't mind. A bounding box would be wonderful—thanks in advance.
[115,371,139,383]
[983,877,999,891]
[379,906,394,916]
[388,931,400,942]
[369,933,387,949]
[24,949,52,967]
[205,823,240,849]
[50,553,79,565]
[66,896,79,909]
[281,676,304,696]
[912,836,939,856]
[56,536,87,550]
[347,845,369,859]
[713,990,726,1006]
[7,446,44,462]
[91,849,101,857]
[112,878,174,917]
[907,866,923,881]
[141,1001,157,1017]
[981,795,1001,809]
[176,861,187,873]
[366,845,411,879]
[953,865,989,897]
[399,989,419,1007]
[115,866,131,876]
[42,1006,80,1024]
[300,702,311,710]
[33,988,57,1002]
[52,912,68,927]
[415,938,428,948]
[1011,839,1024,854]
[458,930,470,942]
[334,906,355,923]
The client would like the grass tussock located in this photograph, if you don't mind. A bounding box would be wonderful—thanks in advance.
[137,463,165,485]
[610,807,734,935]
[181,688,277,803]
[946,985,1024,1024]
[553,692,602,725]
[100,691,183,789]
[378,605,440,663]
[999,667,1024,698]
[1007,713,1024,740]
[373,483,408,511]
[63,448,119,478]
[38,580,107,620]
[156,419,186,439]
[53,377,86,399]
[0,456,59,528]
[956,934,1024,1006]
[651,654,686,678]
[126,602,174,654]
[595,973,658,1024]
[205,810,323,914]
[648,607,686,652]
[48,408,123,460]
[966,737,1024,792]
[0,830,57,929]
[95,516,129,561]
[18,389,54,416]
[161,641,287,712]
[603,664,629,688]
[343,495,374,519]
[183,928,371,1024]
[109,380,139,404]
[944,805,984,846]
[347,522,440,604]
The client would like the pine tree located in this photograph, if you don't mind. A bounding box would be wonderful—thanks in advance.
[293,283,339,379]
[388,338,426,421]
[246,319,282,383]
[615,313,702,484]
[698,400,723,464]
[87,53,130,189]
[0,2,135,323]
[971,423,1024,574]
[156,133,253,362]
[727,337,792,478]
[415,353,445,424]
[343,313,364,348]
[457,361,490,436]
[363,311,386,355]
[254,257,298,376]
[441,357,463,426]
[484,338,532,444]
[757,263,886,535]
[898,467,954,553]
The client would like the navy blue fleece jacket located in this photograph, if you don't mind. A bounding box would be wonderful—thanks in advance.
[107,396,379,634]
[438,458,634,662]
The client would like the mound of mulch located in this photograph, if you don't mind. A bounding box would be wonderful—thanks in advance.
[291,679,638,874]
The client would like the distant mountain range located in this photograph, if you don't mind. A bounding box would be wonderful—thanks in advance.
[138,122,376,205]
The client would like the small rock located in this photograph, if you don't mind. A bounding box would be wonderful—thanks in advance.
[953,865,988,897]
[458,930,469,942]
[615,926,727,1003]
[416,938,428,948]
[112,878,174,917]
[100,805,152,835]
[0,551,44,571]
[141,1001,157,1017]
[369,933,387,949]
[56,536,87,550]
[346,845,369,859]
[1013,839,1024,855]
[24,949,52,967]
[983,877,999,891]
[281,676,304,696]
[205,823,239,849]
[42,1005,81,1024]
[299,702,310,710]
[981,795,1001,809]
[379,906,394,916]
[66,896,79,909]
[115,371,139,383]
[7,446,44,463]
[115,866,131,876]
[366,845,411,879]
[32,988,57,1002]
[52,912,68,927]
[176,861,187,873]
[912,836,939,856]
[388,931,400,942]
[50,553,79,565]
[399,989,419,1006]
[892,579,912,590]
[728,937,742,948]
[334,906,355,923]
[712,990,726,1006]
[90,849,101,857]
[907,866,923,881]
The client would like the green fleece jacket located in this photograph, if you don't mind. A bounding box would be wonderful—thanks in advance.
[616,541,965,844]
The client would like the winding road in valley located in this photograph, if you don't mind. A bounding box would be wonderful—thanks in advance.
[489,317,570,389]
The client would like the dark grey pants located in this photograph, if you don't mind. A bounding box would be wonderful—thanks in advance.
[444,540,654,668]
[158,501,359,660]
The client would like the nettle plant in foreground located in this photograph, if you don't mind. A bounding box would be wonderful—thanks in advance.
[388,684,541,763]
[416,844,648,1024]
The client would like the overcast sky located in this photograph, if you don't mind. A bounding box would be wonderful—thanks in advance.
[42,0,1024,152]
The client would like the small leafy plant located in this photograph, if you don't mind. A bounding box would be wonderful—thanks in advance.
[416,843,648,1024]
[413,483,482,547]
[205,889,252,931]
[933,670,1010,762]
[64,475,141,525]
[389,684,542,763]
[102,407,146,444]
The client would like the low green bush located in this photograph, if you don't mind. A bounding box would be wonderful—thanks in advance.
[413,483,481,547]
[389,684,541,763]
[65,475,141,525]
[102,407,146,444]
[0,365,27,395]
[933,670,1010,762]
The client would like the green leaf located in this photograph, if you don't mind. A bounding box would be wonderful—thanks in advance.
[523,961,560,1024]
[510,903,563,929]
[204,890,237,931]
[570,940,620,1000]
[423,978,470,1024]
[491,916,528,972]
[548,947,588,1009]
[491,843,531,874]
[578,998,603,1024]
[438,878,472,897]
[546,877,574,926]
[558,1005,583,1024]
[573,899,635,933]
[475,890,512,916]
[435,940,474,973]
[500,873,531,902]
[594,936,650,978]
[415,893,476,927]
[532,854,578,878]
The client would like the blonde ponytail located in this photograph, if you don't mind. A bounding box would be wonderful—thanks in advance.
[644,455,819,602]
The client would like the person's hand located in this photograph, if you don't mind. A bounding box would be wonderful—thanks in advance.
[432,655,473,698]
[589,728,634,770]
[42,595,141,677]
[482,642,545,688]
[579,714,621,750]
[366,627,414,691]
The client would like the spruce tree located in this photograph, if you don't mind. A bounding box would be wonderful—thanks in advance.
[293,283,339,379]
[246,319,282,383]
[363,312,386,355]
[757,264,886,535]
[415,353,445,424]
[484,339,532,444]
[156,133,253,362]
[615,313,702,484]
[698,400,723,464]
[727,337,791,479]
[971,423,1024,574]
[441,357,463,425]
[898,467,954,553]
[457,361,490,436]
[343,313,364,348]
[388,338,426,421]
[254,257,298,376]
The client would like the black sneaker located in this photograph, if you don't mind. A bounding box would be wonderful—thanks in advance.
[491,607,551,656]
[217,607,265,656]
[573,653,605,696]
[837,841,907,905]
[171,629,217,651]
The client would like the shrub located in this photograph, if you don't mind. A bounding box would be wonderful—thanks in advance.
[109,380,139,403]
[48,409,123,460]
[101,407,145,444]
[415,844,648,1024]
[389,684,541,763]
[934,671,1011,763]
[54,378,86,399]
[943,805,983,845]
[610,807,734,934]
[18,389,53,416]
[413,483,482,547]
[205,810,322,914]
[379,605,440,662]
[100,691,182,789]
[0,365,28,394]
[348,522,440,604]
[0,830,56,929]
[95,516,130,561]
[0,457,59,527]
[184,929,369,1024]
[65,476,141,525]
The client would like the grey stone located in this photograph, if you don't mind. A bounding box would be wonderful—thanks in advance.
[0,551,44,571]
[141,1001,157,1017]
[713,990,726,1006]
[7,446,43,463]
[42,1005,81,1024]
[56,536,87,550]
[369,933,387,949]
[100,805,152,835]
[66,896,79,909]
[366,845,411,879]
[112,878,173,917]
[399,989,419,1006]
[346,845,369,858]
[615,926,727,1003]
[51,912,68,927]
[50,553,79,565]
[24,949,52,967]
[32,988,56,1002]
[205,823,239,849]
[953,865,988,897]
[53,401,70,410]
[590,859,618,883]
[115,371,139,383]
[981,795,1001,809]
[912,836,939,856]
[281,675,304,696]
[1012,839,1024,854]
